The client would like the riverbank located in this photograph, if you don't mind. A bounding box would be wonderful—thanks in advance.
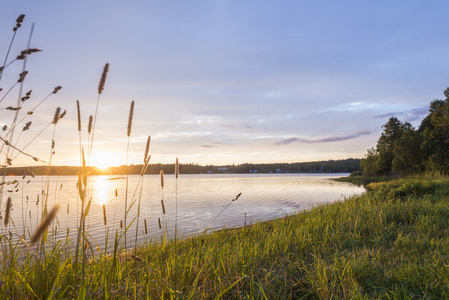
[2,175,449,298]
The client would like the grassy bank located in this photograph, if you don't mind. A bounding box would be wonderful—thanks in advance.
[333,174,398,186]
[2,175,449,299]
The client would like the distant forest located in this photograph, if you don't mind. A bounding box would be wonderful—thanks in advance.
[0,159,361,176]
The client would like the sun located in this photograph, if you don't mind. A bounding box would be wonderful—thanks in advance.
[91,152,120,170]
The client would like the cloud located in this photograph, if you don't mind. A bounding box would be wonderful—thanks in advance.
[200,144,215,148]
[273,131,371,146]
[274,137,300,146]
[373,106,429,122]
[220,124,252,129]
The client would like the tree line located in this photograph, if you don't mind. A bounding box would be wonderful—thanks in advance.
[361,87,449,176]
[0,159,361,176]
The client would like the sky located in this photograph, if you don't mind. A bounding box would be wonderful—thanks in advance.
[1,1,449,167]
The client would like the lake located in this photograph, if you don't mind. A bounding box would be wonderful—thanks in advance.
[1,173,365,250]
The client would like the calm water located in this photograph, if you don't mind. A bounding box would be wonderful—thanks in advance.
[1,173,365,249]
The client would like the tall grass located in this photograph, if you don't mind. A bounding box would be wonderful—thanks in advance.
[2,173,449,298]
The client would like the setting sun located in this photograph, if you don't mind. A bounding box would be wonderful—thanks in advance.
[90,152,120,170]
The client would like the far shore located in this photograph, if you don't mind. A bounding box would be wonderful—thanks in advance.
[1,158,360,176]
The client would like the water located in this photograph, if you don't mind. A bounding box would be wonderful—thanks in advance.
[1,173,365,250]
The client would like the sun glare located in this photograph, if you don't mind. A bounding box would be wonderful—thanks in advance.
[95,176,109,206]
[91,152,120,170]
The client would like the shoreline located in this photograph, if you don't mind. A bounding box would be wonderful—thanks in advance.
[4,175,448,298]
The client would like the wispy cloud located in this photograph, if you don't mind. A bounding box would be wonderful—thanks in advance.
[273,131,371,146]
[201,144,215,148]
[373,106,428,122]
[220,124,252,129]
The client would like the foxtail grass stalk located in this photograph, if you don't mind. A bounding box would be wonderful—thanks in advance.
[8,86,62,136]
[124,100,134,251]
[76,100,82,233]
[0,19,31,212]
[7,22,34,161]
[40,107,62,245]
[0,15,25,83]
[175,157,179,284]
[88,63,109,161]
[160,169,166,245]
[204,192,242,233]
[134,137,151,249]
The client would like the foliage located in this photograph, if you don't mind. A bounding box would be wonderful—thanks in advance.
[361,87,449,176]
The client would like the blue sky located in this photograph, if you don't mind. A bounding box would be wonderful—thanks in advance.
[1,1,449,167]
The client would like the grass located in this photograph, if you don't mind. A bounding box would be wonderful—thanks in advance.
[1,175,449,298]
[333,174,398,186]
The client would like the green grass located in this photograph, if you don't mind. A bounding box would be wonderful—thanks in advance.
[333,174,398,186]
[2,175,449,299]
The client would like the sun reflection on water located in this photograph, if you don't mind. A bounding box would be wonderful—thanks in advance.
[94,176,109,206]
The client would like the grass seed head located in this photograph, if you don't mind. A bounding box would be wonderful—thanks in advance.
[76,100,81,131]
[13,14,25,32]
[103,204,107,226]
[160,170,164,188]
[144,136,151,162]
[127,100,135,137]
[144,219,148,235]
[18,71,28,83]
[98,63,110,95]
[161,199,166,214]
[88,115,93,134]
[52,86,62,94]
[4,197,12,227]
[52,107,61,124]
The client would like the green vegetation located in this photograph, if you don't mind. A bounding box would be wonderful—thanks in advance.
[334,174,397,186]
[1,175,448,298]
[360,89,449,176]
